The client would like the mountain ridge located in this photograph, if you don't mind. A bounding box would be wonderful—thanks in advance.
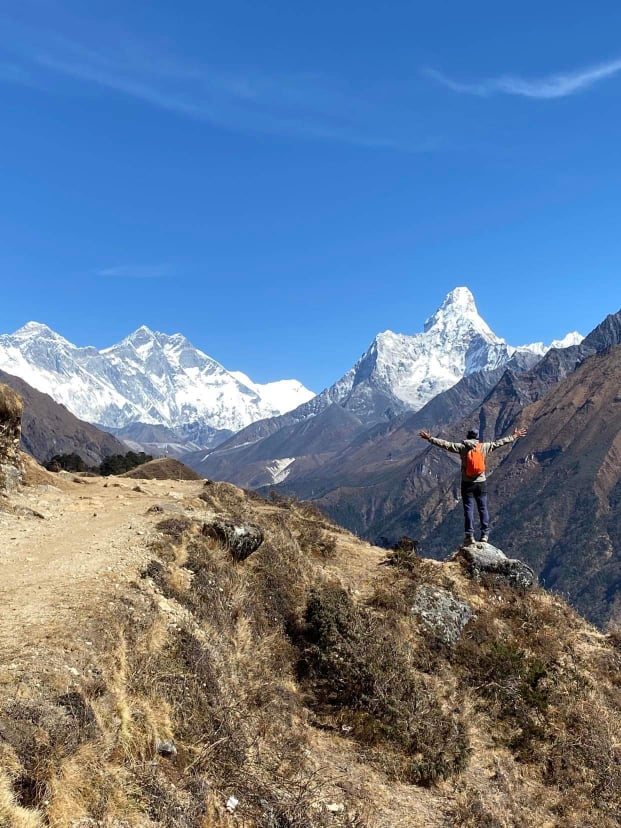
[0,323,315,450]
[190,287,581,484]
[0,368,127,465]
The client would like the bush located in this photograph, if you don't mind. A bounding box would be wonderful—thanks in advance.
[99,451,153,476]
[155,516,194,542]
[45,451,154,476]
[45,452,89,473]
[297,523,337,559]
[296,585,470,785]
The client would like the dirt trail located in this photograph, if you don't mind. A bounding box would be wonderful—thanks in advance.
[0,477,204,658]
[0,477,385,663]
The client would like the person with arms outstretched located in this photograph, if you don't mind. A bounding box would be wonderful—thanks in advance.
[418,427,527,545]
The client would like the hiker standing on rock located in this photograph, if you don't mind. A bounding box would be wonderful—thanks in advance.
[418,427,527,546]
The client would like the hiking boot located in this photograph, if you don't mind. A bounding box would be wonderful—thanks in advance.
[480,534,489,543]
[463,534,474,546]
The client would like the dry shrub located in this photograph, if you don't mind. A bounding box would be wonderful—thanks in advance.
[156,515,194,542]
[456,643,553,763]
[297,522,337,560]
[366,581,411,616]
[545,694,621,819]
[0,744,44,828]
[296,584,470,785]
[607,623,621,650]
[126,524,345,825]
[268,491,297,508]
[451,588,621,820]
[0,693,99,813]
[449,790,505,828]
[243,487,267,503]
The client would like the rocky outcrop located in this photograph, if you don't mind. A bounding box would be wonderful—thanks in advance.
[411,584,475,645]
[202,519,264,562]
[0,382,23,493]
[454,542,535,591]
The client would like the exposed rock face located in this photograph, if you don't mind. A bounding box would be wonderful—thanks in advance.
[454,542,535,591]
[202,519,264,561]
[411,584,475,645]
[0,382,23,493]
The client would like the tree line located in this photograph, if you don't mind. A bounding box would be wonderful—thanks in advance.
[45,451,153,476]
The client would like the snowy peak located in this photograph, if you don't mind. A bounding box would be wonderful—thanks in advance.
[550,331,584,349]
[0,323,315,438]
[11,321,71,344]
[325,287,582,415]
[514,331,584,357]
[423,286,498,341]
[426,285,477,322]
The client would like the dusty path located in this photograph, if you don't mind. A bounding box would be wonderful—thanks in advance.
[0,476,204,659]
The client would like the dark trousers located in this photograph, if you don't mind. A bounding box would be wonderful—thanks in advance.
[461,480,489,538]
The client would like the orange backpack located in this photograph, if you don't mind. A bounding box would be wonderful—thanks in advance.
[465,443,486,478]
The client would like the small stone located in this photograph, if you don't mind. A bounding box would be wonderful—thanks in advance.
[226,795,239,812]
[156,739,177,758]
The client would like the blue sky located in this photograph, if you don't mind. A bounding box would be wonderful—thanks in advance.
[1,0,621,391]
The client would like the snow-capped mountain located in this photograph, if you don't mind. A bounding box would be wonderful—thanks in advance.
[0,323,315,442]
[300,286,583,419]
[192,286,584,470]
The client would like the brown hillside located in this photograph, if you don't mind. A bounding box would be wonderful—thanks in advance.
[421,345,621,629]
[0,469,619,826]
[120,457,202,480]
[0,369,126,465]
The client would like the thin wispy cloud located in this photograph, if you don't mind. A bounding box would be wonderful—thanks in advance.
[425,57,621,99]
[97,264,171,280]
[0,16,424,151]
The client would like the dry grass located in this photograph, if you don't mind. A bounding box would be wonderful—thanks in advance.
[295,583,470,786]
[0,480,619,826]
[120,457,202,480]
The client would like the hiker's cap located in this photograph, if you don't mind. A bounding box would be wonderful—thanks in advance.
[466,429,479,440]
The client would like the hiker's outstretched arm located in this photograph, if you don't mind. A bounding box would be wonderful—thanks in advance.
[419,431,462,454]
[484,427,527,453]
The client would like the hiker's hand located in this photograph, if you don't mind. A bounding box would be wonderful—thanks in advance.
[513,427,527,439]
[419,430,431,441]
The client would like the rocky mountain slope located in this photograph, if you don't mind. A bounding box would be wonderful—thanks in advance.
[0,369,126,465]
[416,344,621,629]
[188,287,579,483]
[267,306,621,549]
[0,452,619,826]
[0,323,314,452]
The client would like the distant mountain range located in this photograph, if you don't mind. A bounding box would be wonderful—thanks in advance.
[187,287,582,486]
[0,323,314,454]
[0,369,126,465]
[5,287,621,628]
[0,288,580,462]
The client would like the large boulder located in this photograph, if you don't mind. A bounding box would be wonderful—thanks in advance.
[0,383,23,493]
[411,584,475,645]
[202,519,264,562]
[453,541,535,591]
